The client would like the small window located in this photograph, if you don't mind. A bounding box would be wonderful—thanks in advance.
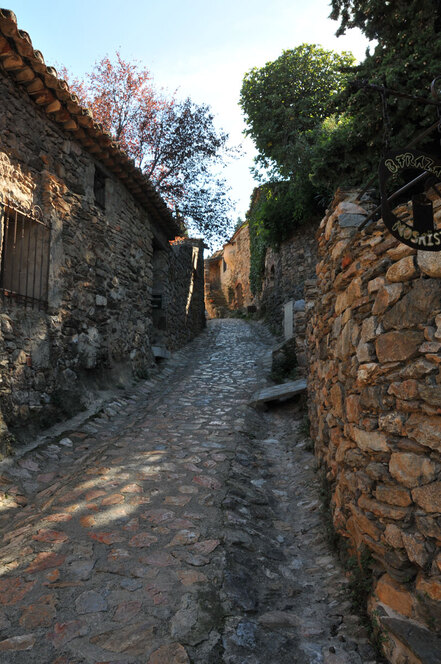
[0,200,50,309]
[222,258,227,272]
[94,166,106,209]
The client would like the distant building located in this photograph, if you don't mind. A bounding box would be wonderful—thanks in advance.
[205,222,254,318]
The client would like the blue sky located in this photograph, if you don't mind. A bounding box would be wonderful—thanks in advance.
[8,1,369,234]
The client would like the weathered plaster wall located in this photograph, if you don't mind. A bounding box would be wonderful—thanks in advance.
[307,190,441,661]
[258,221,318,331]
[0,66,167,446]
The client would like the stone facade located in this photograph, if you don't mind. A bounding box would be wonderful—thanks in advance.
[167,238,206,351]
[0,11,205,451]
[205,222,254,318]
[258,221,318,332]
[307,189,441,662]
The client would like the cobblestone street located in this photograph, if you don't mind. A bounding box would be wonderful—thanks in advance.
[0,320,379,663]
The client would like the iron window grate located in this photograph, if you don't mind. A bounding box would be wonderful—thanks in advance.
[0,200,50,310]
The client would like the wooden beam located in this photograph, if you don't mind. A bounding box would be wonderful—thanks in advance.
[77,115,94,128]
[43,71,60,90]
[72,128,86,140]
[66,100,82,115]
[54,109,71,123]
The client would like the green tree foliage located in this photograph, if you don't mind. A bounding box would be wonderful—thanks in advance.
[250,179,316,245]
[322,0,441,188]
[240,45,355,178]
[240,45,354,235]
[240,45,353,293]
[243,2,441,295]
[330,0,441,40]
[246,187,269,296]
[246,178,319,295]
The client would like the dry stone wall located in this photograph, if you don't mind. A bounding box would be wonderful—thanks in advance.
[227,222,254,309]
[205,223,255,318]
[307,189,441,662]
[167,238,206,351]
[258,221,318,332]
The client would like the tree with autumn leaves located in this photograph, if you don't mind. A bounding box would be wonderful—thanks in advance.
[62,54,235,246]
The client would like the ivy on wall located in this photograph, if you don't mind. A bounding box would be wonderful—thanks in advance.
[247,191,268,296]
[240,45,354,295]
[241,2,441,282]
[247,182,319,295]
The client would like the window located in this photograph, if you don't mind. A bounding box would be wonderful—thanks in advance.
[222,258,227,272]
[94,166,106,209]
[0,200,50,309]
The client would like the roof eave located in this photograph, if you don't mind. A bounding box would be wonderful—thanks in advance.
[0,8,181,240]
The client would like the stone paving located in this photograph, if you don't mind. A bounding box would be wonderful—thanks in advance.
[0,319,381,663]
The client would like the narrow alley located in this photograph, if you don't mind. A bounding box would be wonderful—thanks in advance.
[0,320,378,664]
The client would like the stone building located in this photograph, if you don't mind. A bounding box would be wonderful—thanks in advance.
[0,9,205,452]
[205,222,254,318]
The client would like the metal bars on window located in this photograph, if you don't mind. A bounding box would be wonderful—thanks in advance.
[0,200,50,309]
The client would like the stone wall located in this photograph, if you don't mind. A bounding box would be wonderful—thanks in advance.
[167,238,206,351]
[204,254,224,319]
[258,220,318,331]
[227,222,253,309]
[307,190,441,661]
[0,64,203,449]
[205,223,255,318]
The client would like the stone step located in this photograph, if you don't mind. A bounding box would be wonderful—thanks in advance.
[381,614,441,664]
[152,345,171,359]
[249,378,307,407]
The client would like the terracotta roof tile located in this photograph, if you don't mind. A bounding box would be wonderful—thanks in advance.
[0,9,181,239]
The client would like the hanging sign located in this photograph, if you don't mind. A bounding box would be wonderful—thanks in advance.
[379,148,441,251]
